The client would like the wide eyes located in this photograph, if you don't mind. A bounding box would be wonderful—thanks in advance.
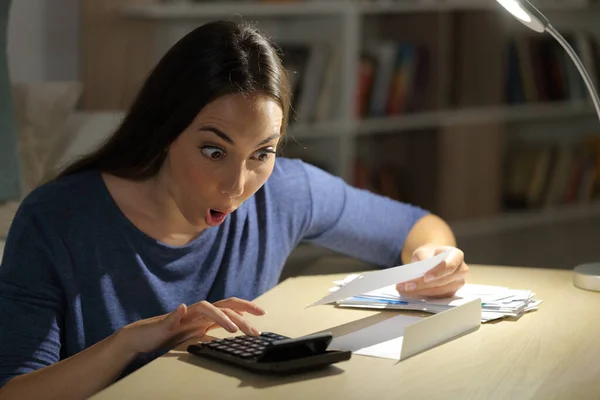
[201,146,225,160]
[200,145,276,162]
[252,148,276,162]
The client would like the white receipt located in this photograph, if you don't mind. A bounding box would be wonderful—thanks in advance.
[308,250,452,307]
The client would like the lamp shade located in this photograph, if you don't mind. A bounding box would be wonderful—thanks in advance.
[496,0,549,33]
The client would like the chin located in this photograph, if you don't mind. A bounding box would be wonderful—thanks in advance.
[182,211,207,230]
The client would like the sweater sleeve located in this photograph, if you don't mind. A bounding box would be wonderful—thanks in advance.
[0,203,65,388]
[300,162,430,267]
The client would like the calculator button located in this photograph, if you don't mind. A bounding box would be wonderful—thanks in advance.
[262,332,287,339]
[240,352,254,358]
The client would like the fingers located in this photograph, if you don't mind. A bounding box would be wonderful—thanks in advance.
[181,299,264,336]
[396,262,469,295]
[185,301,240,333]
[400,249,466,290]
[403,279,466,298]
[397,260,449,292]
[424,248,464,280]
[221,308,261,336]
[182,298,263,324]
[213,297,266,316]
[176,320,230,345]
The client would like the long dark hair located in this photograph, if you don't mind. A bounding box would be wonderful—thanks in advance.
[57,20,291,180]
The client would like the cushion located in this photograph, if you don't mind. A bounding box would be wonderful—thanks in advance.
[13,81,82,196]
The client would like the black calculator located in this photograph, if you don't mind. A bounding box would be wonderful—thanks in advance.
[187,332,351,374]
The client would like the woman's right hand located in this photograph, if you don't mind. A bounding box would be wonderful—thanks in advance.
[117,297,266,355]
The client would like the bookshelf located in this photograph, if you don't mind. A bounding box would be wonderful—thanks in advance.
[121,0,590,18]
[113,0,600,230]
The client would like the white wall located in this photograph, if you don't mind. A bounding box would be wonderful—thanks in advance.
[7,0,79,83]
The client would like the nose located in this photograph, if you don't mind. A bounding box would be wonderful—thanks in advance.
[220,163,245,198]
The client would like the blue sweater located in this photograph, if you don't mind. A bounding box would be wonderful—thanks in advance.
[0,158,428,386]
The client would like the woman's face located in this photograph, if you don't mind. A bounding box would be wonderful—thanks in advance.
[162,93,283,229]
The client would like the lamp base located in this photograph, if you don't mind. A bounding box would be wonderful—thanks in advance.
[573,263,600,292]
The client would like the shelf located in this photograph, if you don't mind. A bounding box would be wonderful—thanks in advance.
[254,101,597,140]
[358,0,590,14]
[451,199,600,238]
[121,1,348,19]
[288,120,347,139]
[122,0,590,19]
[356,101,597,135]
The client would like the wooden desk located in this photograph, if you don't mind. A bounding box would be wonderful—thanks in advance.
[91,261,600,400]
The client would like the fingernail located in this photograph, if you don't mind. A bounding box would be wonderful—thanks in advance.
[424,274,435,282]
[251,327,261,336]
[405,283,417,291]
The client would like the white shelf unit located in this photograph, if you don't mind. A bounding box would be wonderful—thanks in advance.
[121,0,600,227]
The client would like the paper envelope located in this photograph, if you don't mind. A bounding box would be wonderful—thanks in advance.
[327,298,482,360]
[308,250,452,307]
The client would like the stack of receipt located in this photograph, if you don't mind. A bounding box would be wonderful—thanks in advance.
[331,274,543,323]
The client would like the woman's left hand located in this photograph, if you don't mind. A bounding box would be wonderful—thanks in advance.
[396,244,469,298]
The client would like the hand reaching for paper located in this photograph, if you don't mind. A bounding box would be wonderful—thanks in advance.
[396,244,469,299]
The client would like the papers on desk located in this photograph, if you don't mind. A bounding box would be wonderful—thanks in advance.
[308,254,539,360]
[309,250,452,307]
[330,274,543,323]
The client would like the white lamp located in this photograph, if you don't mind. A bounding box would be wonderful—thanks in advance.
[496,0,600,292]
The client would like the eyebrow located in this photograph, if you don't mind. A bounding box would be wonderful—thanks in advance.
[200,126,280,147]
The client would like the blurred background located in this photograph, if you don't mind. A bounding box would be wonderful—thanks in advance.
[1,0,600,278]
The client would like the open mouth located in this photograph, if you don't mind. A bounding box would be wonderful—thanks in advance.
[205,208,229,227]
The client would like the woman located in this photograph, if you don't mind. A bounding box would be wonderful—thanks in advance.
[0,21,468,399]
